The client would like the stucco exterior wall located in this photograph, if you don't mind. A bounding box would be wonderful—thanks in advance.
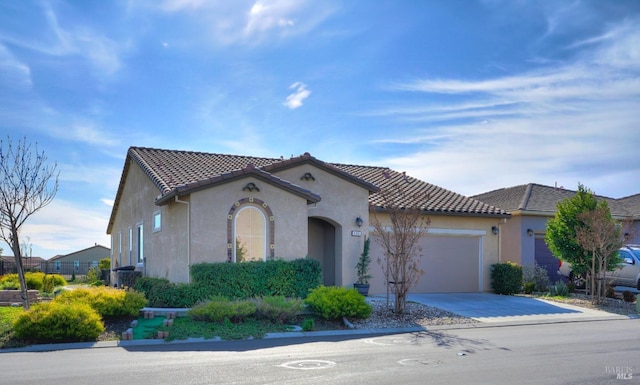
[188,176,310,265]
[273,165,371,287]
[108,161,166,282]
[499,213,552,267]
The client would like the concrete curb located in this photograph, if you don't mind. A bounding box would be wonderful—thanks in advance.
[2,315,637,353]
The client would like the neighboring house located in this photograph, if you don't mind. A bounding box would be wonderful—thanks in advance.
[107,147,509,294]
[472,183,638,282]
[618,193,640,242]
[47,244,111,275]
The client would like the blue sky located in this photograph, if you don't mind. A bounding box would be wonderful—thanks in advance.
[1,0,639,259]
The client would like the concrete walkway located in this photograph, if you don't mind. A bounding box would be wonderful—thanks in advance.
[407,293,633,324]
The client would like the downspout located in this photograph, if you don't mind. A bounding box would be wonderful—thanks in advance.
[498,223,502,263]
[174,195,191,283]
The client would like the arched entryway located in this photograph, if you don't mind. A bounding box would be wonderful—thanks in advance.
[308,217,338,286]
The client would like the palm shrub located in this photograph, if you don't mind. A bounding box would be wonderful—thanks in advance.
[305,286,372,320]
[13,302,104,343]
[548,281,570,297]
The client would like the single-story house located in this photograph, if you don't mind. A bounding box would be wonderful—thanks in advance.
[107,147,510,294]
[47,244,111,275]
[472,183,639,281]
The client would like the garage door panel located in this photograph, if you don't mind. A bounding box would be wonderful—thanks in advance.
[369,235,480,294]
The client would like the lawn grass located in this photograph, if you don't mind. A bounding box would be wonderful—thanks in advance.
[0,307,24,348]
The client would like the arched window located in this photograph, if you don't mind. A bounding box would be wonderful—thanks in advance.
[234,206,266,262]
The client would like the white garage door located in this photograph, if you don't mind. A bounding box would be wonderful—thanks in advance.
[368,235,481,294]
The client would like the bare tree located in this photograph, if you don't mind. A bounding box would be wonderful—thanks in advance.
[574,205,623,304]
[0,136,58,309]
[370,182,430,314]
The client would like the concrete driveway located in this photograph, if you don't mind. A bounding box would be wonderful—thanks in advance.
[406,293,631,324]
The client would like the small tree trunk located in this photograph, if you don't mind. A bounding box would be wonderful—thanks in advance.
[11,234,29,310]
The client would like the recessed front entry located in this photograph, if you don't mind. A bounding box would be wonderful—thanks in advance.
[308,217,336,286]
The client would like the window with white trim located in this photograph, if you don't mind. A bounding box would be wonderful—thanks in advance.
[153,211,161,232]
[137,223,144,264]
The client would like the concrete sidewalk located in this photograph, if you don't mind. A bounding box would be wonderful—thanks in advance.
[407,293,634,324]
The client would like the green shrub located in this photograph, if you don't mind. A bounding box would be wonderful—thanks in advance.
[301,318,315,331]
[42,275,55,293]
[253,296,304,323]
[134,277,206,308]
[523,282,536,294]
[99,258,111,270]
[491,261,523,295]
[86,266,101,284]
[188,297,256,323]
[0,279,19,290]
[305,286,372,320]
[548,281,570,297]
[13,302,104,343]
[522,263,551,292]
[190,258,322,299]
[54,286,147,318]
[0,272,66,291]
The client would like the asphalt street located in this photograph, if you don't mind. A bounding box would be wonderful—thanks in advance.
[1,319,637,385]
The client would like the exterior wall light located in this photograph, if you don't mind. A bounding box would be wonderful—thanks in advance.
[355,217,364,227]
[527,229,534,237]
[491,226,499,235]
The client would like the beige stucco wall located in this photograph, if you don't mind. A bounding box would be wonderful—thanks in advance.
[108,160,171,282]
[367,212,504,293]
[188,176,310,265]
[273,165,371,287]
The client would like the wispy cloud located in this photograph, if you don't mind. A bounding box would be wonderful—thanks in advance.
[372,19,640,198]
[0,44,32,90]
[154,0,336,45]
[283,82,311,109]
[0,2,125,77]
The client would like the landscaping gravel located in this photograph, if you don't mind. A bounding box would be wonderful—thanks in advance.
[351,299,479,329]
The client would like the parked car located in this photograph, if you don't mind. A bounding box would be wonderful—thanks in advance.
[557,245,640,290]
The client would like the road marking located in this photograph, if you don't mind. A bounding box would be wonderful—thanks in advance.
[279,360,337,370]
[398,359,444,366]
[363,337,413,346]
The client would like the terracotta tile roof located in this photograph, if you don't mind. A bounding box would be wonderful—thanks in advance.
[472,183,633,217]
[107,147,510,233]
[335,164,508,217]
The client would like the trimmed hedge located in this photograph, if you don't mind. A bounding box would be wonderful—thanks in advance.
[13,302,104,343]
[491,261,523,295]
[191,258,322,299]
[137,258,322,308]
